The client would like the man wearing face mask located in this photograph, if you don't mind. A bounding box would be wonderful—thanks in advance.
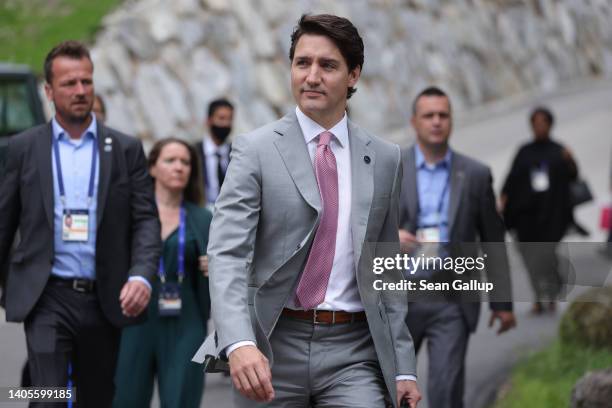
[194,98,234,208]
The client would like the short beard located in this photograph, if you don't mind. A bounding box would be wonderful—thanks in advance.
[59,108,92,125]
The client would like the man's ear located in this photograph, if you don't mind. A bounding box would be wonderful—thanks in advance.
[348,66,361,88]
[44,82,53,102]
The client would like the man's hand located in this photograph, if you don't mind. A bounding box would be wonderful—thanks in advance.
[199,255,209,277]
[228,345,274,402]
[397,380,421,408]
[489,311,516,335]
[399,229,419,253]
[119,280,151,317]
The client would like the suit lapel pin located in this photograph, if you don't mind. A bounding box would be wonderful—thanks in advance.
[104,137,112,152]
[364,155,371,164]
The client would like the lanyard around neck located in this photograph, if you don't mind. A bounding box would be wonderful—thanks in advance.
[418,166,451,228]
[436,172,451,217]
[159,204,186,284]
[52,133,97,207]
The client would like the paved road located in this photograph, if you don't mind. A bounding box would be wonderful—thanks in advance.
[1,78,611,407]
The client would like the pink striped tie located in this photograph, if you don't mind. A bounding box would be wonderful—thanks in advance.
[296,131,339,309]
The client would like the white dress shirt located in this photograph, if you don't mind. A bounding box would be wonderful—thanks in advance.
[285,107,363,312]
[203,136,230,204]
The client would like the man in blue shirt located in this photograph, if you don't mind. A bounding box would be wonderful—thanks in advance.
[399,87,516,408]
[0,41,160,407]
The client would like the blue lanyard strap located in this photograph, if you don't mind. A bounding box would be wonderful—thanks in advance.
[437,172,451,216]
[159,205,186,284]
[52,133,97,207]
[417,169,451,230]
[67,361,73,408]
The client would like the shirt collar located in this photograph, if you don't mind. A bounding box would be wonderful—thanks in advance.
[204,135,230,156]
[295,107,348,148]
[415,144,452,170]
[52,113,97,142]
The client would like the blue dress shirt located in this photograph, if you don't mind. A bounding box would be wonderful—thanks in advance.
[50,116,151,290]
[415,145,452,243]
[51,115,99,280]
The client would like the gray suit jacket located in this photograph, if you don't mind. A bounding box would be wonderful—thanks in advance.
[207,112,416,404]
[399,145,512,332]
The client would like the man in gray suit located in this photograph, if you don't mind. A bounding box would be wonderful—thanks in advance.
[399,87,516,408]
[206,14,421,408]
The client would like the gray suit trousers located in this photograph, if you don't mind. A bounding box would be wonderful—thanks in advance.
[407,303,469,408]
[233,316,390,408]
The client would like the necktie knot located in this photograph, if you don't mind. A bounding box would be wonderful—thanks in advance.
[318,131,333,147]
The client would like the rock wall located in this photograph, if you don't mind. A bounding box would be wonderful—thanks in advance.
[90,0,612,144]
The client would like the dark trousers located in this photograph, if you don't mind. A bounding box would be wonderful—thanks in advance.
[24,280,120,408]
[407,303,469,408]
[517,242,562,302]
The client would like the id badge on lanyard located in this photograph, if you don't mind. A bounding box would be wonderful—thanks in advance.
[416,173,449,258]
[158,282,182,316]
[417,223,441,259]
[158,205,186,317]
[53,135,97,243]
[62,209,89,242]
[417,225,441,243]
[531,163,549,192]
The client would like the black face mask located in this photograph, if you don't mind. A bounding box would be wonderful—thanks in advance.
[210,125,232,142]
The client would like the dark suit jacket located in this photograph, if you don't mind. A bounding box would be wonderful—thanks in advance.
[193,140,231,202]
[399,145,512,332]
[0,122,161,327]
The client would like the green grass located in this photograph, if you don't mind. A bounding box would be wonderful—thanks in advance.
[493,341,612,408]
[0,0,122,75]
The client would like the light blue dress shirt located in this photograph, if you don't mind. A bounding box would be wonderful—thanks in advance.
[51,115,99,280]
[415,145,452,243]
[50,116,151,290]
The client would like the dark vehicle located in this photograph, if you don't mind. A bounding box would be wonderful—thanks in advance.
[0,63,47,176]
[0,64,45,305]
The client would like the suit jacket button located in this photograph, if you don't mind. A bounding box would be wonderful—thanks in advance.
[364,155,371,164]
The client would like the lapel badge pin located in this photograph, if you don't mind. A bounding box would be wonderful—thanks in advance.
[105,137,112,144]
[364,155,371,164]
[104,145,112,152]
